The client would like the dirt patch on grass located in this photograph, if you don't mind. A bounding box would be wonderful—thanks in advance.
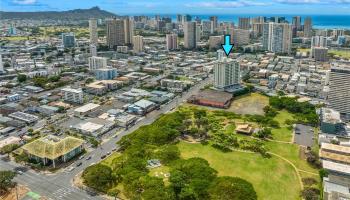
[228,93,269,115]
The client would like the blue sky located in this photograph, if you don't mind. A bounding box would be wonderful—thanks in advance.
[1,0,350,15]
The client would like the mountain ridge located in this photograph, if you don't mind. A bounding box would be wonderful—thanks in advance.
[0,7,117,20]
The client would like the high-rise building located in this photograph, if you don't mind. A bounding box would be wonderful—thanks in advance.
[292,16,302,31]
[166,34,178,50]
[106,18,125,48]
[61,87,84,104]
[311,36,328,48]
[209,36,223,49]
[262,22,292,54]
[0,53,3,73]
[62,33,75,48]
[214,58,240,89]
[337,36,347,46]
[209,16,218,31]
[217,49,225,61]
[232,29,250,47]
[311,47,328,62]
[238,18,250,30]
[176,14,183,24]
[183,14,192,23]
[252,16,264,24]
[303,17,312,38]
[202,21,213,35]
[95,68,118,80]
[90,44,97,57]
[132,35,143,53]
[184,22,197,49]
[332,29,344,40]
[252,23,264,37]
[124,17,134,45]
[328,67,350,118]
[196,24,202,42]
[89,18,98,45]
[88,56,107,70]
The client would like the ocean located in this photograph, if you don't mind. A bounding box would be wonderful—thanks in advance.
[132,14,350,29]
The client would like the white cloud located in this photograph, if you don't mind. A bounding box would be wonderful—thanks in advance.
[185,0,269,8]
[13,0,37,5]
[275,0,322,4]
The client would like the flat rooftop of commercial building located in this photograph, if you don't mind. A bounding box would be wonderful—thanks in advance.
[322,160,350,175]
[61,87,83,93]
[74,121,103,133]
[0,136,21,149]
[321,143,350,154]
[74,103,100,113]
[9,111,39,122]
[192,89,233,103]
[134,99,155,109]
[322,108,342,124]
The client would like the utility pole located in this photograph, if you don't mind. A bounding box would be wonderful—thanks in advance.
[15,183,19,200]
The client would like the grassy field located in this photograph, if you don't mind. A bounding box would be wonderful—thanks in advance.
[0,36,35,41]
[329,49,350,59]
[101,152,121,167]
[297,48,311,53]
[266,142,317,173]
[229,93,269,115]
[177,141,301,200]
[149,166,171,185]
[271,110,295,142]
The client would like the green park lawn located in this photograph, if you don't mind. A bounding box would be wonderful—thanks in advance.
[265,142,317,174]
[101,152,121,167]
[177,141,301,200]
[271,110,295,142]
[329,49,350,59]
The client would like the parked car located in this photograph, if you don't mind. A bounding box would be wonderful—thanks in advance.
[76,162,82,167]
[101,155,106,159]
[86,156,92,160]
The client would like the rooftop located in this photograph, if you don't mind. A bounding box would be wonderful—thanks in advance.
[74,103,100,113]
[322,160,350,175]
[21,135,84,160]
[192,89,233,104]
[321,143,350,154]
[322,108,342,124]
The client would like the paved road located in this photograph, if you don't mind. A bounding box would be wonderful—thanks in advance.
[0,77,212,200]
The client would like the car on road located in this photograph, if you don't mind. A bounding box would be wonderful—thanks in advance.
[79,155,85,160]
[16,170,24,175]
[76,162,82,167]
[112,148,117,152]
[107,152,111,155]
[86,156,92,160]
[66,166,75,172]
[101,155,107,159]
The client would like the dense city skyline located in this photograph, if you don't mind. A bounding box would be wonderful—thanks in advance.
[2,0,350,15]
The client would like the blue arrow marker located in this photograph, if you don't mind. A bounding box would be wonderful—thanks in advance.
[221,34,234,57]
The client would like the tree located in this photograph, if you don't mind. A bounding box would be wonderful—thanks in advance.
[4,62,10,68]
[17,74,27,83]
[0,170,17,194]
[208,176,257,200]
[300,187,320,200]
[0,144,19,157]
[253,128,272,139]
[85,78,95,84]
[319,169,329,180]
[107,188,120,200]
[170,158,217,199]
[82,164,115,192]
[155,145,180,164]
